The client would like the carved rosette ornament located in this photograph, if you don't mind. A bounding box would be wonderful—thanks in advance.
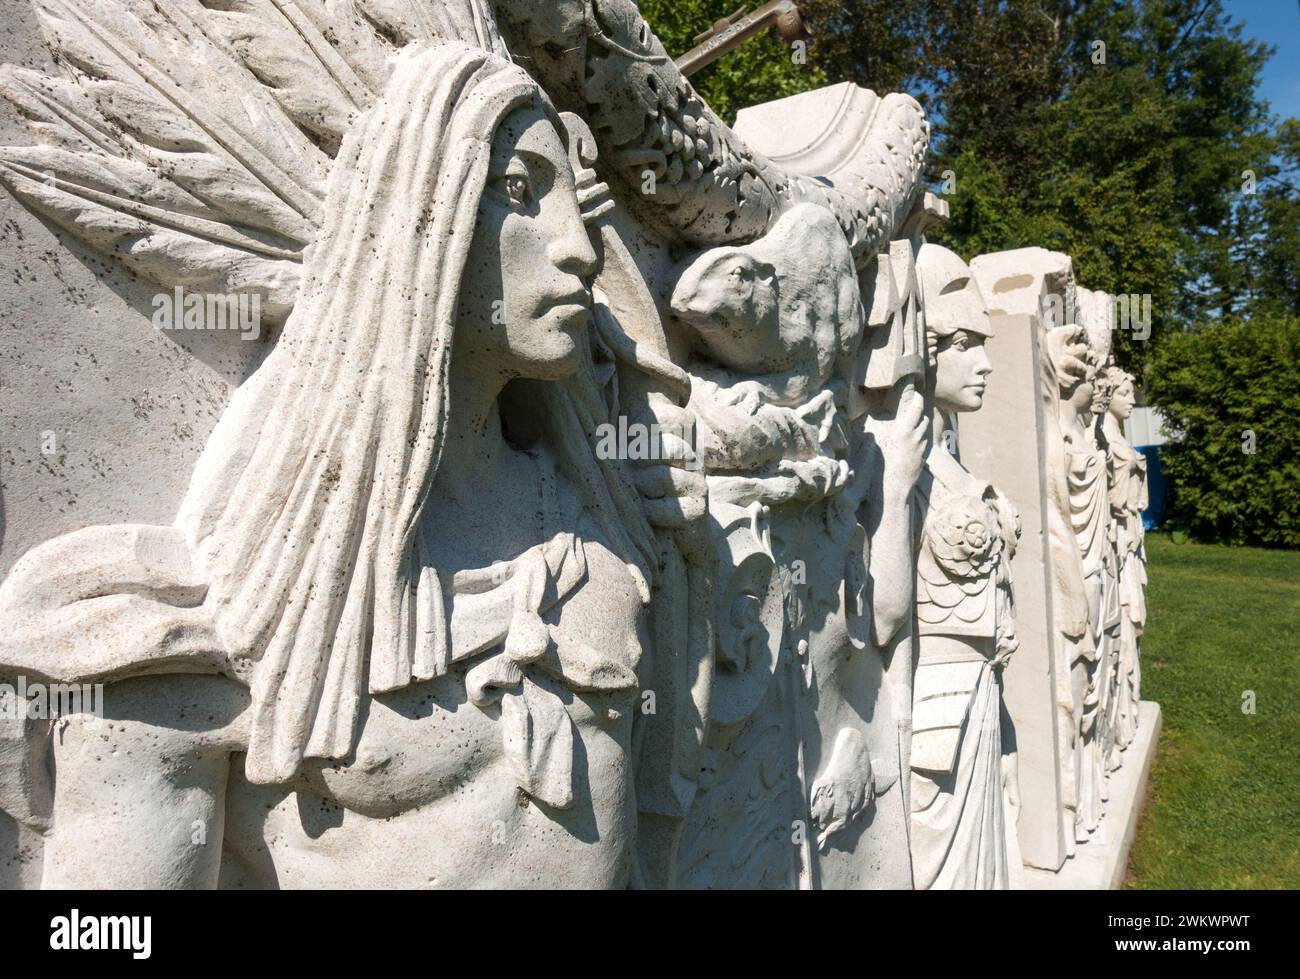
[925,494,1003,579]
[908,243,1024,890]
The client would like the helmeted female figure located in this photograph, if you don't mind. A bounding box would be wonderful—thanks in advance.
[909,244,1024,889]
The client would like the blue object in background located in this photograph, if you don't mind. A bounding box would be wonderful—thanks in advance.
[1139,445,1166,530]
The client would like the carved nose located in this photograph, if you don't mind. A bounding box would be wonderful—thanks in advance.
[548,200,598,279]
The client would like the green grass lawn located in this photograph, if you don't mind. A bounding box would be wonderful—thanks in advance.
[1124,536,1300,888]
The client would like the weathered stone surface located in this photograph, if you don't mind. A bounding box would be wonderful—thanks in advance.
[0,0,1151,890]
[961,248,1156,881]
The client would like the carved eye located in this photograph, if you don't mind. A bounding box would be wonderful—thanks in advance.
[491,170,533,209]
[729,263,751,281]
[947,330,977,352]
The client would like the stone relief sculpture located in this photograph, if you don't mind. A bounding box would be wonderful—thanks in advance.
[1077,306,1123,789]
[953,249,1160,884]
[0,0,1157,891]
[1096,365,1146,759]
[0,0,938,889]
[668,199,929,889]
[1050,320,1113,840]
[2,35,685,889]
[907,244,1024,889]
[1035,300,1093,856]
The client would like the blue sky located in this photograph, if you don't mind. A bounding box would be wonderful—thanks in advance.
[1225,0,1300,121]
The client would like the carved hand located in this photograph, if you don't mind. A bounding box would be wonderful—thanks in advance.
[773,456,854,501]
[876,385,928,501]
[630,401,710,561]
[794,387,849,456]
[1001,750,1022,818]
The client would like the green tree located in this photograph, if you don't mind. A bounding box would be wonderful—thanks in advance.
[1145,315,1300,548]
[640,1,1291,374]
[634,0,827,122]
[1253,118,1300,317]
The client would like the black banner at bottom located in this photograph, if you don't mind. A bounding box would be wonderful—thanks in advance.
[0,887,1290,967]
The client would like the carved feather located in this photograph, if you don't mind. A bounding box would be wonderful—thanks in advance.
[0,0,505,313]
[0,63,305,310]
[189,0,372,155]
[0,159,302,311]
[0,67,126,156]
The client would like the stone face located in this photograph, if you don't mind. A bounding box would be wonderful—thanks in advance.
[961,250,1081,871]
[907,243,1024,889]
[0,0,1151,889]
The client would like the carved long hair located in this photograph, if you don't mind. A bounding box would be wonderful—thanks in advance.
[177,42,655,784]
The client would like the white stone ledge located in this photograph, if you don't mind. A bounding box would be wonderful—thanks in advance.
[1025,700,1162,890]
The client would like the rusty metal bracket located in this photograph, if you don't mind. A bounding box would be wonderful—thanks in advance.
[675,1,810,77]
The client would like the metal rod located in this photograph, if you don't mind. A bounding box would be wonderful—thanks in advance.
[674,1,810,77]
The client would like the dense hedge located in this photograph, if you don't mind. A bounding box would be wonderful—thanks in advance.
[1146,316,1300,548]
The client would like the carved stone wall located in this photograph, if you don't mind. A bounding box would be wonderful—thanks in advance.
[960,248,1158,885]
[0,0,1152,890]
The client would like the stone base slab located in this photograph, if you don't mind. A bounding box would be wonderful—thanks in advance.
[1024,700,1162,890]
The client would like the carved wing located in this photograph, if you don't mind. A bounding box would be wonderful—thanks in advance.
[0,0,504,317]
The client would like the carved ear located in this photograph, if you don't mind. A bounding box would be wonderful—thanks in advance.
[670,246,755,322]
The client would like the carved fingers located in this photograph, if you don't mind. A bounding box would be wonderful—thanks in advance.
[714,381,765,416]
[793,386,849,455]
[876,384,929,495]
[774,456,854,502]
[1001,751,1022,814]
[634,465,706,519]
[1048,324,1092,384]
[634,464,709,557]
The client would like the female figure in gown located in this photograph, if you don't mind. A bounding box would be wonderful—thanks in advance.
[1054,333,1109,838]
[908,244,1024,889]
[1100,368,1146,752]
[0,42,678,888]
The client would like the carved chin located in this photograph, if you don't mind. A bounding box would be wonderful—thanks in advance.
[938,388,984,413]
[529,323,581,375]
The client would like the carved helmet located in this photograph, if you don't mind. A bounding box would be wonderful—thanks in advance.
[917,243,993,364]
